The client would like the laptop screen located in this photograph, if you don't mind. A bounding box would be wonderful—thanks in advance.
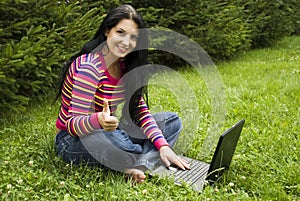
[206,119,245,183]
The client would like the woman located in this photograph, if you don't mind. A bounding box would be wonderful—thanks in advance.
[55,4,189,183]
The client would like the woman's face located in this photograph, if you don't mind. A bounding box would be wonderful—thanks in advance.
[105,19,139,59]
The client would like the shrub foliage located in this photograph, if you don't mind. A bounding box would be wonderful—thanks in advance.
[0,0,299,113]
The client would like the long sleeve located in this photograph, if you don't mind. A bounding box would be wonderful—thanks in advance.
[64,54,103,136]
[55,53,166,146]
[56,53,126,137]
[136,97,169,150]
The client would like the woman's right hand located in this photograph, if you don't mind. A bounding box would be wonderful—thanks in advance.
[98,99,118,132]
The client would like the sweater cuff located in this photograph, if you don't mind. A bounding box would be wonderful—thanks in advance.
[90,113,101,129]
[153,137,169,150]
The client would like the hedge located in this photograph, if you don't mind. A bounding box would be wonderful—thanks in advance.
[0,0,299,114]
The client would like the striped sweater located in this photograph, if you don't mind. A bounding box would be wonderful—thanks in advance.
[55,53,169,150]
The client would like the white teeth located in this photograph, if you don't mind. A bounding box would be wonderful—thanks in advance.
[117,45,128,51]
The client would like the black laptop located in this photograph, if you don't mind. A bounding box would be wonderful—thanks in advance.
[150,119,245,191]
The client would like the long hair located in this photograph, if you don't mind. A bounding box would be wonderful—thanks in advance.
[55,4,150,123]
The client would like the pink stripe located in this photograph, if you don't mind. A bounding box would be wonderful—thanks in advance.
[153,137,169,150]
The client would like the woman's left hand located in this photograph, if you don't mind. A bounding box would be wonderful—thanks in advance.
[159,146,190,170]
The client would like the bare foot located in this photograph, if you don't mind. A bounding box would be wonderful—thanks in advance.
[125,168,146,184]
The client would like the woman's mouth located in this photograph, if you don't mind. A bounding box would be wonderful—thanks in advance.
[117,45,128,53]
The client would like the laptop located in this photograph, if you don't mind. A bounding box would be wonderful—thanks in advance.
[150,119,245,191]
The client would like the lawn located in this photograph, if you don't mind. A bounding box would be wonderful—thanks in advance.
[0,36,299,200]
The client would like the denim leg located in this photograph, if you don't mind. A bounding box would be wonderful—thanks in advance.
[55,129,142,172]
[126,112,182,170]
[55,112,182,171]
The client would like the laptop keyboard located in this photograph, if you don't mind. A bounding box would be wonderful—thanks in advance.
[170,159,209,185]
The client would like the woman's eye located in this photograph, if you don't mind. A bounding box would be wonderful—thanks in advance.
[117,30,126,35]
[131,35,139,41]
[116,30,138,41]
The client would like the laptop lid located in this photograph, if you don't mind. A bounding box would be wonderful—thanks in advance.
[205,119,245,183]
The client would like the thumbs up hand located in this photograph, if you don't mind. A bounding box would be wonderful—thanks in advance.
[98,98,119,132]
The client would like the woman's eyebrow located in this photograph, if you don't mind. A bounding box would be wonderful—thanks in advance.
[117,28,126,32]
[117,27,138,35]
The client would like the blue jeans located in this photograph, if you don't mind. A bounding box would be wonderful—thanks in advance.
[55,112,182,172]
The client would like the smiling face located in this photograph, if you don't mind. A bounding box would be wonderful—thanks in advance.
[105,19,139,60]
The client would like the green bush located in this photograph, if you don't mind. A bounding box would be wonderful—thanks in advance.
[0,0,61,113]
[0,0,105,114]
[129,0,251,63]
[132,0,300,60]
[234,0,300,47]
[181,1,252,60]
[1,25,59,112]
[1,0,299,115]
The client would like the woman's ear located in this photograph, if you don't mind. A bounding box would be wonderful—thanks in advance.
[104,28,110,36]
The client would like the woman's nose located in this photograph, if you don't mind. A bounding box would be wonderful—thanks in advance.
[121,35,130,46]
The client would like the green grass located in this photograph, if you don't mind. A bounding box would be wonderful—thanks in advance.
[1,36,299,200]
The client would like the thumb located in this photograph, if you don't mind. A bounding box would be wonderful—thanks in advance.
[102,98,110,114]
